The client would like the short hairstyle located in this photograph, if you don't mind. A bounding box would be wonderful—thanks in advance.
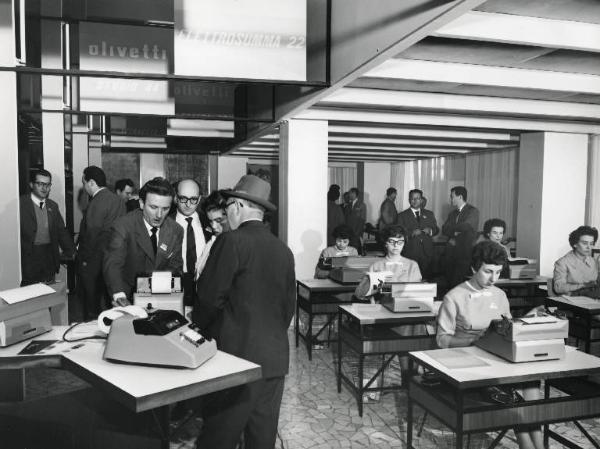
[327,189,340,202]
[203,190,226,214]
[350,187,360,196]
[115,178,134,192]
[451,186,467,201]
[30,168,52,183]
[83,166,107,187]
[408,189,423,199]
[332,224,352,240]
[328,184,341,192]
[569,226,598,247]
[471,241,508,271]
[483,218,507,238]
[386,187,397,196]
[139,177,174,201]
[381,225,407,242]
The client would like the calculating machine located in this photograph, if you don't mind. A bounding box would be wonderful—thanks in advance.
[381,282,437,313]
[103,309,217,369]
[476,313,568,362]
[133,272,184,315]
[507,258,538,280]
[328,256,382,284]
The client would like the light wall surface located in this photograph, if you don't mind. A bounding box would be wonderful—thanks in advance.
[363,163,392,225]
[218,156,248,190]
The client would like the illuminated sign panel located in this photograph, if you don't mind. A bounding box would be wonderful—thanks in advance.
[174,0,306,81]
[79,22,174,115]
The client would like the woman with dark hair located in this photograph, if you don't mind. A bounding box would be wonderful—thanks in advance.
[553,225,599,296]
[355,225,421,300]
[482,218,510,278]
[315,224,359,279]
[437,240,543,449]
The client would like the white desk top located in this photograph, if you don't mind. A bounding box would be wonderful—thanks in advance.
[340,304,435,324]
[547,295,600,311]
[0,325,262,412]
[410,345,600,389]
[297,278,356,291]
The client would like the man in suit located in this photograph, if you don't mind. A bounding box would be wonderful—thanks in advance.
[345,187,367,253]
[78,166,125,319]
[194,175,295,449]
[104,177,183,306]
[397,189,439,279]
[20,168,75,286]
[114,178,134,202]
[441,186,480,288]
[378,187,398,232]
[172,179,206,310]
[327,186,345,246]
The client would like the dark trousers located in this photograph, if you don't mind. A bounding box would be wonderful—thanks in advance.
[78,260,108,320]
[182,272,196,307]
[196,376,285,449]
[21,244,55,286]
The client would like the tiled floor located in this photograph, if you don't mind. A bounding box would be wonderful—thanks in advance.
[17,330,600,449]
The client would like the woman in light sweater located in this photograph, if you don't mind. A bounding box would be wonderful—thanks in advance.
[437,241,543,449]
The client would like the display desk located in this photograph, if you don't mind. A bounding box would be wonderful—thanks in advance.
[407,346,600,449]
[0,326,262,449]
[337,304,435,416]
[495,276,548,315]
[546,295,600,353]
[295,278,358,360]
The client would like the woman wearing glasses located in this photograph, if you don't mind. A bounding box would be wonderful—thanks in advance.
[355,225,422,300]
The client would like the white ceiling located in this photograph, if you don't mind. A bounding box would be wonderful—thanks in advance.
[231,0,600,162]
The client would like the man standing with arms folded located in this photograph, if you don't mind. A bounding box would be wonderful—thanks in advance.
[397,188,439,279]
[20,168,75,286]
[104,177,183,306]
[441,186,479,289]
[194,175,295,449]
[78,166,125,319]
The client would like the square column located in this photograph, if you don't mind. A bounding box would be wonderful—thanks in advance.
[517,132,589,276]
[279,119,328,280]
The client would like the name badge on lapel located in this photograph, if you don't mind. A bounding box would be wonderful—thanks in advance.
[159,243,168,252]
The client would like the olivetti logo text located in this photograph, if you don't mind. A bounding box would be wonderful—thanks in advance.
[88,41,168,60]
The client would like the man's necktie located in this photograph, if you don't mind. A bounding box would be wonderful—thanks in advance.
[150,227,158,255]
[39,201,44,209]
[186,217,197,273]
[415,210,420,222]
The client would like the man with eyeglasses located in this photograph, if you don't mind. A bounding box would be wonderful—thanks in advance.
[20,168,75,286]
[103,177,183,306]
[172,179,206,311]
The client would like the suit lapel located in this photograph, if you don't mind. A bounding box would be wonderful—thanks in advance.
[135,213,155,263]
[155,220,171,267]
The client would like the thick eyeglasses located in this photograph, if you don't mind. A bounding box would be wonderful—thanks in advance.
[34,181,52,188]
[386,239,405,246]
[177,196,199,205]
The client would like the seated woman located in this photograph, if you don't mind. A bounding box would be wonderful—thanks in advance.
[437,241,543,449]
[314,224,359,279]
[482,218,510,278]
[553,225,599,297]
[355,225,422,300]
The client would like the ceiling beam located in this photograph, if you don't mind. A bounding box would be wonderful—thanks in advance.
[328,125,517,142]
[328,136,512,148]
[362,60,600,96]
[298,108,600,134]
[433,11,600,53]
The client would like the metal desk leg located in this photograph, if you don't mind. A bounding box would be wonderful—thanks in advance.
[456,390,464,449]
[307,307,313,361]
[586,314,592,354]
[337,310,342,393]
[358,354,364,417]
[152,405,171,449]
[407,357,414,449]
[295,291,300,348]
[544,381,550,449]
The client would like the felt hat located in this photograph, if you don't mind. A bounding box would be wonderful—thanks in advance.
[221,175,277,211]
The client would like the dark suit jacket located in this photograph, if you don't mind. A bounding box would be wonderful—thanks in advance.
[103,210,183,298]
[345,200,367,242]
[378,198,397,229]
[327,200,345,246]
[78,188,125,271]
[441,203,480,258]
[193,220,296,379]
[19,195,75,274]
[397,207,438,269]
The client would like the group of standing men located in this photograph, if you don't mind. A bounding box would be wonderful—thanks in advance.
[19,167,295,449]
[374,185,480,286]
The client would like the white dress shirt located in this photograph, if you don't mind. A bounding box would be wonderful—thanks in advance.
[175,211,206,274]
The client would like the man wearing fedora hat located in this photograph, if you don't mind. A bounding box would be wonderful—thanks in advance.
[194,174,296,449]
